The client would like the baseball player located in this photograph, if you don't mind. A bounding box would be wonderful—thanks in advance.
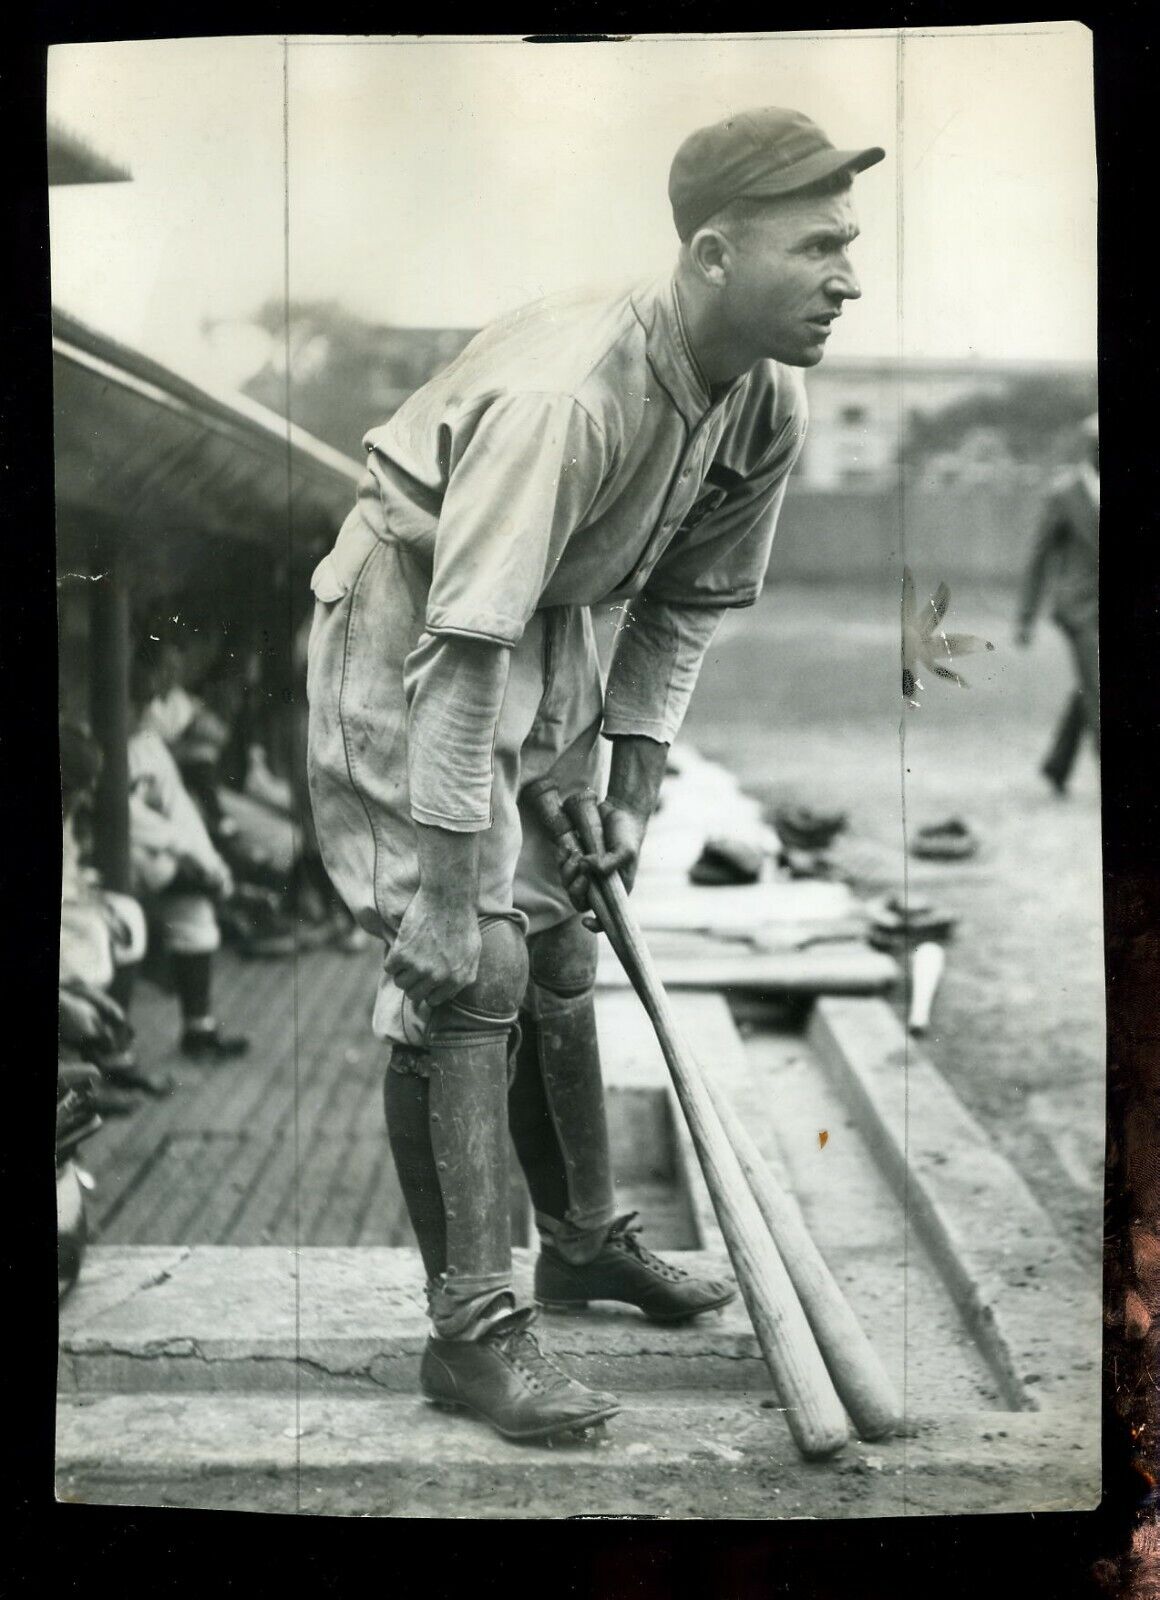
[307,107,883,1442]
[1017,413,1100,793]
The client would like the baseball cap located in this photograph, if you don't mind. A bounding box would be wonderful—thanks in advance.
[669,107,885,240]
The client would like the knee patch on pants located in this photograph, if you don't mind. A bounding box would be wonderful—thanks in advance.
[525,916,597,1017]
[427,917,529,1045]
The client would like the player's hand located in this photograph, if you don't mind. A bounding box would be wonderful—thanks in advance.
[561,800,648,930]
[384,888,482,1008]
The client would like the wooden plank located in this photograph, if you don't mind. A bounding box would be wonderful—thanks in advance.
[143,1135,249,1245]
[171,954,338,1138]
[596,940,897,994]
[199,954,379,1244]
[96,1134,236,1245]
[299,1134,384,1247]
[225,1033,379,1245]
[231,1044,375,1241]
[90,952,291,1177]
[346,1138,409,1246]
[86,946,383,1245]
[90,965,297,1242]
[182,1124,294,1246]
[626,878,857,934]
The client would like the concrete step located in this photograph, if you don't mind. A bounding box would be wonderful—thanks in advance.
[57,1239,1013,1413]
[808,998,1104,1414]
[55,1388,1100,1520]
[56,1244,786,1397]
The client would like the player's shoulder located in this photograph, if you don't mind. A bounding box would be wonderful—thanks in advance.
[470,280,645,425]
[750,359,810,427]
[721,360,809,465]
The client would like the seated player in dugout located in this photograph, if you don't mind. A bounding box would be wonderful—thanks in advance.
[307,107,884,1442]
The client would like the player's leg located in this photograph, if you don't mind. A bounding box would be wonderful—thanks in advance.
[320,596,619,1440]
[512,609,735,1324]
[1042,689,1086,793]
[383,913,618,1441]
[153,890,249,1060]
[384,915,525,1336]
[511,911,735,1324]
[508,913,615,1259]
[1072,624,1100,757]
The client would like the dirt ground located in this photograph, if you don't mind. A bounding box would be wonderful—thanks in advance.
[676,577,1105,1270]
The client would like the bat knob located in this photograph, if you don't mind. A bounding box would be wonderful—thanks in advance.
[523,778,573,842]
[562,788,605,855]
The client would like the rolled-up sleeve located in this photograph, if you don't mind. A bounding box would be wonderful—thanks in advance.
[402,633,512,832]
[602,595,726,743]
[425,393,610,645]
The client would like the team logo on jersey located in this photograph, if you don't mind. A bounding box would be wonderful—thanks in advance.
[679,462,745,534]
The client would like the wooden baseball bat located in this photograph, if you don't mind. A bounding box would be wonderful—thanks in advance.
[908,941,946,1036]
[541,785,850,1459]
[686,1058,901,1441]
[524,777,900,1444]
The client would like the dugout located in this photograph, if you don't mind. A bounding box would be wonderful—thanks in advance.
[53,307,361,890]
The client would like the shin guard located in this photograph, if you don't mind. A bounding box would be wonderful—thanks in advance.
[385,919,528,1339]
[509,918,616,1265]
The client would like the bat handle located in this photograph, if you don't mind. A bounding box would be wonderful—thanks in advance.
[523,777,576,847]
[561,788,607,858]
[527,782,635,974]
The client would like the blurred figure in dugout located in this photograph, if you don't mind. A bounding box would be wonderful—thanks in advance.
[1016,413,1100,795]
[136,636,298,958]
[127,641,250,1061]
[59,720,156,1115]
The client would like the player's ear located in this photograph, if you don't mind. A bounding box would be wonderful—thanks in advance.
[687,225,731,289]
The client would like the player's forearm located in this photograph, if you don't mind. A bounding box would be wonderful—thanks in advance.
[606,734,670,822]
[414,821,481,909]
[602,594,726,743]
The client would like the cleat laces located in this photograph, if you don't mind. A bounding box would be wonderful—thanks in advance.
[607,1213,685,1282]
[487,1311,578,1395]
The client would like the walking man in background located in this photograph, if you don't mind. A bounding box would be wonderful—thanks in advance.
[1017,413,1100,794]
[307,107,883,1442]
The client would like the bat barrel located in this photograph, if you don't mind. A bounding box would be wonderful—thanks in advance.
[563,789,850,1459]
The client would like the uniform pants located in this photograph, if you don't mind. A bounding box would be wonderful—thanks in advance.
[305,517,606,1044]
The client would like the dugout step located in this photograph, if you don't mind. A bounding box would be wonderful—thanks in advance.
[59,1242,1007,1412]
[55,1388,1100,1520]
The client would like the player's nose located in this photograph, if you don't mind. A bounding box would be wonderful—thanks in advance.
[825,251,861,302]
[829,267,861,302]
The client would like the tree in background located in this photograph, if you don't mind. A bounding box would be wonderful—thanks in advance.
[203,301,476,459]
[903,371,1098,487]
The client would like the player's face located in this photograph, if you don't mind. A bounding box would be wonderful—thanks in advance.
[721,189,862,368]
